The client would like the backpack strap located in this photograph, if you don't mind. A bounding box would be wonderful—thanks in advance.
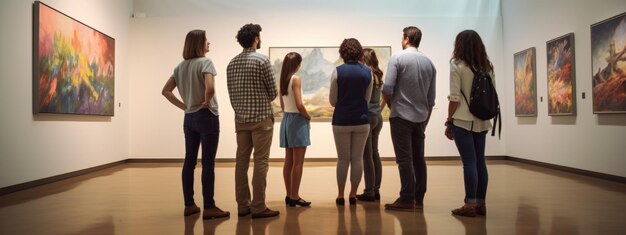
[462,67,478,106]
[490,81,502,139]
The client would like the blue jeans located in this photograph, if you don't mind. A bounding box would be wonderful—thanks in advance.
[389,117,427,204]
[452,125,488,204]
[362,113,383,196]
[182,109,219,209]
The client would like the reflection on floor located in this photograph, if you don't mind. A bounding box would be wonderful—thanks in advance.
[1,160,625,234]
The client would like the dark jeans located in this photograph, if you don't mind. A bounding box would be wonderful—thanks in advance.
[182,109,219,209]
[363,113,383,196]
[389,117,427,204]
[452,125,488,204]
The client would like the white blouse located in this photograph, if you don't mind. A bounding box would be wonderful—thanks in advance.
[448,60,495,132]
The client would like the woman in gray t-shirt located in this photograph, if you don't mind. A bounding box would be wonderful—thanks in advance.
[162,30,229,220]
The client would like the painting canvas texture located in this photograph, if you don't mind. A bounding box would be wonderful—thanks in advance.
[591,12,626,113]
[269,47,391,121]
[33,2,115,115]
[546,33,576,115]
[514,47,537,116]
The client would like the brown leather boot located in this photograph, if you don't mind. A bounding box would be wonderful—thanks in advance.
[251,208,279,219]
[451,205,477,217]
[384,199,416,212]
[184,205,200,216]
[476,204,487,216]
[203,206,230,220]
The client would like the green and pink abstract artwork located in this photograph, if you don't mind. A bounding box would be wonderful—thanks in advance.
[33,1,115,115]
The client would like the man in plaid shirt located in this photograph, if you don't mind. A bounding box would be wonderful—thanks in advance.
[226,23,279,219]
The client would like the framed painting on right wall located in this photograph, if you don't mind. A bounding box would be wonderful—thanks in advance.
[591,12,626,113]
[514,47,537,116]
[546,33,576,116]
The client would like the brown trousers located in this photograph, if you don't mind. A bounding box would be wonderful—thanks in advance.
[234,117,274,214]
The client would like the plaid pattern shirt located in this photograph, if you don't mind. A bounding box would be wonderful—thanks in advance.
[226,48,277,123]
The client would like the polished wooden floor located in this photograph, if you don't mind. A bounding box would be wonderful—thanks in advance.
[1,160,625,235]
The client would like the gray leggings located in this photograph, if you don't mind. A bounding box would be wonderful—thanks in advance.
[333,124,370,189]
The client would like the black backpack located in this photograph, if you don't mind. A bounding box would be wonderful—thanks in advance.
[461,69,501,138]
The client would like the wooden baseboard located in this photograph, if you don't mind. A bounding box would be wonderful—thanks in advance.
[506,156,626,184]
[0,160,126,196]
[2,155,622,196]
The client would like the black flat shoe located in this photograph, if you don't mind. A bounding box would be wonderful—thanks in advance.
[375,193,381,201]
[289,198,311,207]
[349,197,357,205]
[285,196,290,205]
[335,198,345,205]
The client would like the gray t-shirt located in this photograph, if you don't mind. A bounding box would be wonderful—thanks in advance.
[172,57,218,115]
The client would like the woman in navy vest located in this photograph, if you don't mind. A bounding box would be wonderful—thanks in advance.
[330,38,373,205]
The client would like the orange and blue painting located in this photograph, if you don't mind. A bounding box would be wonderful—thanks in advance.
[33,2,115,115]
[591,12,626,113]
[514,47,537,116]
[546,33,576,115]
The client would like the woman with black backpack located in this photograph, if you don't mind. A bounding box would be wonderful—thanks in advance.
[444,30,496,217]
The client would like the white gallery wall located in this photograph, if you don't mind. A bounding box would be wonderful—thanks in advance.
[0,0,132,188]
[128,0,505,160]
[501,0,626,177]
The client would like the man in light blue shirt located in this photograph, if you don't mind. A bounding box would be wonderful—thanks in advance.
[382,26,436,211]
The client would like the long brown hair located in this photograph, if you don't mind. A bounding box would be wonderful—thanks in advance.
[182,30,207,60]
[280,52,302,96]
[362,48,384,88]
[451,30,493,72]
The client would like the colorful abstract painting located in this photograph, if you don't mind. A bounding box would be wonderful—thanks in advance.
[591,12,626,113]
[33,1,115,115]
[514,47,537,116]
[269,47,391,121]
[546,33,576,116]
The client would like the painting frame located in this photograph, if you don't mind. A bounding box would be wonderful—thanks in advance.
[268,46,391,122]
[590,12,626,114]
[514,47,538,117]
[33,1,116,116]
[546,33,576,116]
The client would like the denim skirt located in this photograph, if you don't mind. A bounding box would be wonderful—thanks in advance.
[279,112,311,148]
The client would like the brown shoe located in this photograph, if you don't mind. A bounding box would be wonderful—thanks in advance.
[203,206,230,220]
[238,210,251,217]
[251,208,280,219]
[451,205,477,217]
[184,205,201,216]
[476,205,486,216]
[384,199,416,212]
